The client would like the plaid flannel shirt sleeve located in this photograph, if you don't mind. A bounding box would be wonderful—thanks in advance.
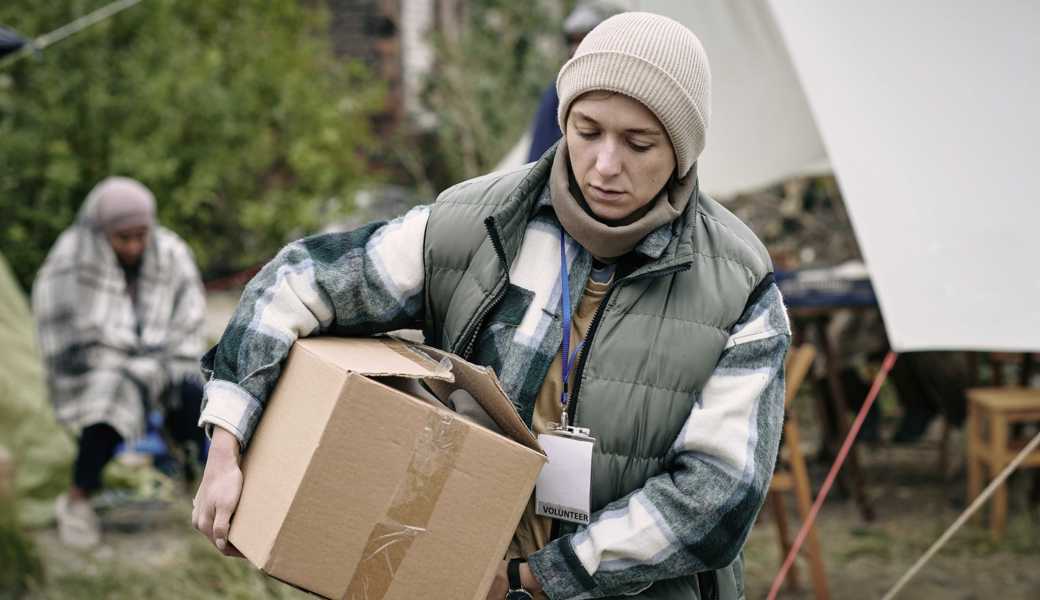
[528,283,791,599]
[198,205,430,448]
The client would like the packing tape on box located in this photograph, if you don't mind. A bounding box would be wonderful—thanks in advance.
[343,411,468,600]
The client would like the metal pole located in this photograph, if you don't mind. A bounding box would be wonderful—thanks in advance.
[0,0,145,70]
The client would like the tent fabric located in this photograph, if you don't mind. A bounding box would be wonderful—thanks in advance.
[0,254,74,526]
[769,0,1040,352]
[633,0,828,197]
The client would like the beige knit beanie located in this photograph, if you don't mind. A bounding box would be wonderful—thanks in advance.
[556,12,711,178]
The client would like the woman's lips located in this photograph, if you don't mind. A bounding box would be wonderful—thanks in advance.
[587,184,625,202]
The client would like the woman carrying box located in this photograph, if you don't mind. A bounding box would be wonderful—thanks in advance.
[193,12,789,600]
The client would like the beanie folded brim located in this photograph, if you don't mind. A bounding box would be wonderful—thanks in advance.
[556,50,707,178]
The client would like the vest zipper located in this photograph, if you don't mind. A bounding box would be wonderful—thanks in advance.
[566,262,692,426]
[459,217,510,359]
[460,280,506,359]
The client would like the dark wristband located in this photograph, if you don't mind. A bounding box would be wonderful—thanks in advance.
[506,558,532,599]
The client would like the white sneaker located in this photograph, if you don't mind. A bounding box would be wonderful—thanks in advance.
[55,493,101,549]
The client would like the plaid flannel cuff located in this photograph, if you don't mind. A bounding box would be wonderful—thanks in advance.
[528,535,598,599]
[198,380,263,449]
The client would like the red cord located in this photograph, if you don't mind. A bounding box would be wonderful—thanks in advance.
[766,350,898,599]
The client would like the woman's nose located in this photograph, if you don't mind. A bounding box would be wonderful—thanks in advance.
[594,142,622,177]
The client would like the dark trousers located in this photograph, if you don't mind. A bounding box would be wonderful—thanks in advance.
[890,351,970,443]
[72,378,205,493]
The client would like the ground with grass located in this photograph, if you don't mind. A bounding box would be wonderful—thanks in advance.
[5,432,1035,600]
[743,427,1040,599]
[6,374,1040,600]
[22,501,309,600]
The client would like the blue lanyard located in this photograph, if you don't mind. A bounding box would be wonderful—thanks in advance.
[560,228,585,414]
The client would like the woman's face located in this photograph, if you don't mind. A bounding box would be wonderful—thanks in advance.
[107,225,150,268]
[565,93,676,222]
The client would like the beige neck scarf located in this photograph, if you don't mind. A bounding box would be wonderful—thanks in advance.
[549,140,696,260]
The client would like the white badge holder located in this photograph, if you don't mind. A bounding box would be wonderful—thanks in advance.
[535,424,595,525]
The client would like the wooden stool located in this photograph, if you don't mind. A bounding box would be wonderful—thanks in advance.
[789,310,875,522]
[966,387,1040,539]
[768,345,829,599]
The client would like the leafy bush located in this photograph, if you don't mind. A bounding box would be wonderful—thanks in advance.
[0,0,382,290]
[417,0,564,189]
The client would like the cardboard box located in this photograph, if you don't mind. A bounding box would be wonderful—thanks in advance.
[229,337,545,599]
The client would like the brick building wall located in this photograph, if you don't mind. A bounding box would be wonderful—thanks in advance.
[325,0,404,130]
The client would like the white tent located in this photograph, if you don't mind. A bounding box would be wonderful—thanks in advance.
[635,0,829,197]
[767,0,1040,351]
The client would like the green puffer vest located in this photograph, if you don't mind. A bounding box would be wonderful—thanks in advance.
[422,151,771,600]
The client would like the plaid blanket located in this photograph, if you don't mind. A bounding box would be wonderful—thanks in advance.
[31,192,206,440]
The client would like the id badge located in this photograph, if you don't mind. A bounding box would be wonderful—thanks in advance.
[535,426,595,525]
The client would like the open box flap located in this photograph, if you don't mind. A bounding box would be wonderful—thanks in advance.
[296,337,455,383]
[411,344,542,455]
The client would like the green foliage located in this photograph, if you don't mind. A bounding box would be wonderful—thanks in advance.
[419,0,563,188]
[0,0,383,289]
[0,254,74,528]
[0,497,44,600]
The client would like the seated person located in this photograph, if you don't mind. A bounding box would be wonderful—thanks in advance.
[32,176,207,548]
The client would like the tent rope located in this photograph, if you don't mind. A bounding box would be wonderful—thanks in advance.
[881,428,1040,599]
[0,0,144,70]
[767,351,898,600]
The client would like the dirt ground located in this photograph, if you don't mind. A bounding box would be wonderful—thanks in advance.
[18,416,1040,600]
[26,501,310,600]
[743,426,1040,599]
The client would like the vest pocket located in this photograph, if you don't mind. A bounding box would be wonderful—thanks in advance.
[469,283,535,359]
[487,283,534,326]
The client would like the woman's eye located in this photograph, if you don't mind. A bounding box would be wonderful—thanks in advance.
[577,129,599,140]
[629,141,652,152]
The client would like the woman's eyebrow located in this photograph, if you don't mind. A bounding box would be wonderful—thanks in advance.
[572,110,664,136]
[571,110,599,126]
[625,127,664,137]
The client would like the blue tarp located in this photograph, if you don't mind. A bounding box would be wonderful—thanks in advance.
[776,265,877,309]
[0,26,27,57]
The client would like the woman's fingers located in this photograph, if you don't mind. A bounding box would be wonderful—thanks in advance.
[193,496,216,544]
[221,540,244,558]
[212,504,232,552]
[192,442,245,555]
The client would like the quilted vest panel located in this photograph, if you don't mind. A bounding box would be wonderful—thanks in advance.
[423,152,769,600]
